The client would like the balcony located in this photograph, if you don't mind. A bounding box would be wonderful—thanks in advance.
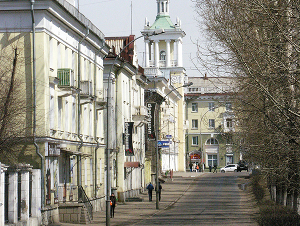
[132,106,148,122]
[58,68,76,87]
[57,68,77,97]
[144,67,163,77]
[95,89,107,108]
[80,80,93,97]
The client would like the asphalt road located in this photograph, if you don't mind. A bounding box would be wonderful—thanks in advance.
[138,172,258,226]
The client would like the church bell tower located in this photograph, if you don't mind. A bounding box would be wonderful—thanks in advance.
[142,0,186,83]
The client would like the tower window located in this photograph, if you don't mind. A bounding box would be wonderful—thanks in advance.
[160,51,166,61]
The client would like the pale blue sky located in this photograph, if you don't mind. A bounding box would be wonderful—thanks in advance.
[78,0,205,77]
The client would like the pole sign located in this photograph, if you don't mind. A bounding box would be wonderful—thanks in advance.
[158,140,170,148]
[147,103,156,140]
[124,122,134,156]
[166,135,172,139]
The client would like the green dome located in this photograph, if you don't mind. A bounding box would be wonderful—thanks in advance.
[150,15,175,30]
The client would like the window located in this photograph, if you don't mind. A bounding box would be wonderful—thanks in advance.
[226,119,233,128]
[191,103,198,112]
[90,158,93,186]
[192,136,198,145]
[206,138,219,145]
[161,2,164,12]
[58,97,62,130]
[209,102,215,111]
[192,119,198,129]
[208,155,218,167]
[64,99,69,132]
[226,102,232,111]
[49,85,54,130]
[209,119,215,128]
[59,152,70,184]
[160,51,166,61]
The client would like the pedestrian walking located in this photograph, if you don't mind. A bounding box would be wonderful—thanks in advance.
[196,164,199,172]
[209,165,212,172]
[192,163,196,172]
[110,193,117,218]
[189,162,193,172]
[155,182,162,201]
[213,165,217,173]
[146,182,154,201]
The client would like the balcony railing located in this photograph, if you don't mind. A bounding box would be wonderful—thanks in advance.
[144,68,163,76]
[57,68,76,87]
[80,80,93,96]
[159,60,166,67]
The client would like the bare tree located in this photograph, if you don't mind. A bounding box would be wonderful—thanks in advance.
[0,35,32,164]
[195,0,300,208]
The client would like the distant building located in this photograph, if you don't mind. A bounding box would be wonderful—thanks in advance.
[185,76,239,169]
[104,35,147,202]
[142,0,188,172]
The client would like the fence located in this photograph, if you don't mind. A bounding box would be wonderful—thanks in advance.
[0,163,41,226]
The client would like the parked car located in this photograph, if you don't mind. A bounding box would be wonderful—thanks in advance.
[220,164,238,173]
[237,160,248,172]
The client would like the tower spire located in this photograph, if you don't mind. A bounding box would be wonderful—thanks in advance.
[156,0,170,17]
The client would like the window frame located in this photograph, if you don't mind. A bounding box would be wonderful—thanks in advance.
[209,119,215,128]
[192,119,198,129]
[209,102,215,111]
[226,118,233,128]
[192,136,199,146]
[191,103,198,112]
[160,50,166,61]
[226,102,232,111]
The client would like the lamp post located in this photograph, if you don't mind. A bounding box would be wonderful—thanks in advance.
[155,82,193,209]
[200,106,216,172]
[105,29,164,226]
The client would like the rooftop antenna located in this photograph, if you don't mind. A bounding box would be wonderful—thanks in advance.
[131,1,133,35]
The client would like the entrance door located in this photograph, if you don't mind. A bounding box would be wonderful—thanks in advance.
[226,155,233,165]
[207,154,218,167]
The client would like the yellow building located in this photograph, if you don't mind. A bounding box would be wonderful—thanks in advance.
[185,77,239,170]
[0,0,109,223]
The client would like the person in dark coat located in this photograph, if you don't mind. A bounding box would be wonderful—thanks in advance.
[213,165,217,173]
[156,182,162,201]
[110,193,117,218]
[146,182,154,201]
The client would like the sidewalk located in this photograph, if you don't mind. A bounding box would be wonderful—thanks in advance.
[58,171,203,226]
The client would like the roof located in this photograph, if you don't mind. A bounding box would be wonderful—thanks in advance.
[150,15,175,30]
[187,77,236,95]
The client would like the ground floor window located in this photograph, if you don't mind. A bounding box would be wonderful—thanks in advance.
[207,154,218,167]
[226,155,233,165]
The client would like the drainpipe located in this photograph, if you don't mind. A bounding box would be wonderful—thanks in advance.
[30,0,45,208]
[77,28,89,186]
[94,43,106,197]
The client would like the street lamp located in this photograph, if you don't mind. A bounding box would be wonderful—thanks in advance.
[105,29,164,226]
[199,106,217,172]
[155,82,193,209]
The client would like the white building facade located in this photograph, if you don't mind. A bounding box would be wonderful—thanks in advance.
[142,0,188,172]
[0,0,109,224]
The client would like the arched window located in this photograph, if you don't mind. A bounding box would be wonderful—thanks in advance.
[206,138,219,145]
[160,51,166,61]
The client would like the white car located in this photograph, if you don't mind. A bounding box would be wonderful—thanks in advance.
[220,164,238,173]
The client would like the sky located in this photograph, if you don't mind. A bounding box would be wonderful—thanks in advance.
[78,0,205,77]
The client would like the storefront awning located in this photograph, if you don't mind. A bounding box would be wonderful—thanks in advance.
[124,162,140,168]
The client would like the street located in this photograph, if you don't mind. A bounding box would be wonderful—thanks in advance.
[137,172,258,226]
[57,172,259,226]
